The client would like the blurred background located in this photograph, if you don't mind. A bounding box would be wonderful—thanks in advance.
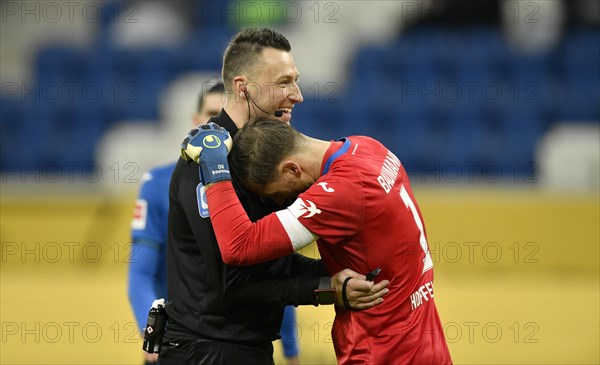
[1,0,598,364]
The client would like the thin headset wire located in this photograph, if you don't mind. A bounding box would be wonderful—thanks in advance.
[244,89,251,122]
[244,88,272,121]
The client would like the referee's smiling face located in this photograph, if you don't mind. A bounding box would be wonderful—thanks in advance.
[248,48,304,124]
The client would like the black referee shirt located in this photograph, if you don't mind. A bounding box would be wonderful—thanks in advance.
[165,109,327,347]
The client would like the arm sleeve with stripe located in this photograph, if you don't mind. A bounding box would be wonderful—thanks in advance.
[207,181,317,265]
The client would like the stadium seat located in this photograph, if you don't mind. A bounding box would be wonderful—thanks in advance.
[563,28,600,73]
[35,46,89,86]
[0,99,24,169]
[18,101,56,168]
[559,29,600,121]
[438,105,487,167]
[557,77,600,121]
[496,104,544,177]
[389,109,437,171]
[82,47,173,122]
[173,27,233,73]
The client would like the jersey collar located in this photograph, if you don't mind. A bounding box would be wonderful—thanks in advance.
[322,138,352,175]
[212,109,239,137]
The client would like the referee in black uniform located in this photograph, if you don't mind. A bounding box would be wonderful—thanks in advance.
[159,28,387,365]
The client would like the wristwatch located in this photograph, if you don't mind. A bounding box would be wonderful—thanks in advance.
[314,277,336,305]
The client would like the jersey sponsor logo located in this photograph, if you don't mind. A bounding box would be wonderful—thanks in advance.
[131,199,147,230]
[289,198,322,219]
[317,182,335,193]
[196,183,209,218]
[377,151,401,194]
[409,280,434,311]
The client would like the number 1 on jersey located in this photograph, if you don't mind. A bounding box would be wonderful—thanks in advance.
[400,185,434,274]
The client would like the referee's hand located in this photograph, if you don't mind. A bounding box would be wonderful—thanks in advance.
[331,269,390,311]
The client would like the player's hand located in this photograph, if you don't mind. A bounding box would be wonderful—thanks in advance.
[180,123,233,185]
[143,351,158,363]
[331,268,389,311]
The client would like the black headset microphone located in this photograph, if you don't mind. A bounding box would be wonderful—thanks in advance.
[243,88,284,118]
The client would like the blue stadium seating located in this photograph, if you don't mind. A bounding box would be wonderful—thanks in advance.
[293,94,346,141]
[0,99,23,168]
[35,46,89,86]
[173,27,233,73]
[2,25,598,178]
[559,30,600,121]
[341,26,598,178]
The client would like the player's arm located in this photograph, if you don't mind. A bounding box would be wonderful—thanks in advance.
[128,179,163,335]
[207,181,314,265]
[128,242,161,332]
[181,124,313,265]
[280,306,300,361]
[128,242,160,364]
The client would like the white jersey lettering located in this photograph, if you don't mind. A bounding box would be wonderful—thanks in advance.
[377,151,401,193]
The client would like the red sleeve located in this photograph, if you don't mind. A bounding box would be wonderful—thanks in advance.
[296,167,364,245]
[206,181,294,265]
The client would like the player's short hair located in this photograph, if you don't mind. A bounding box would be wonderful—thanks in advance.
[230,117,302,189]
[222,28,291,92]
[197,78,225,113]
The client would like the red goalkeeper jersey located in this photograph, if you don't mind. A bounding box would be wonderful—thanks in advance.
[207,136,452,364]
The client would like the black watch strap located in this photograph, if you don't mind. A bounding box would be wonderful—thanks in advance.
[314,277,335,305]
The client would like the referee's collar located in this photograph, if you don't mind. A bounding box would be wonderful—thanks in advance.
[210,109,239,137]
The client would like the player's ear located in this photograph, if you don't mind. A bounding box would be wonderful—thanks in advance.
[281,160,301,179]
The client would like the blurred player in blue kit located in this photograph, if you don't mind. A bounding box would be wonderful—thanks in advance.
[128,80,301,365]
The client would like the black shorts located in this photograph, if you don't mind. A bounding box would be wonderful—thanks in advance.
[158,335,274,365]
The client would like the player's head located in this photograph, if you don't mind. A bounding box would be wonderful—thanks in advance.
[222,27,303,124]
[192,79,225,126]
[231,117,313,205]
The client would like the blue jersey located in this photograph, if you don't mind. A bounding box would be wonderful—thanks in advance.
[131,163,175,249]
[128,162,175,334]
[127,162,299,358]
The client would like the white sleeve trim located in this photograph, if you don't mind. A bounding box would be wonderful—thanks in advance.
[275,209,318,251]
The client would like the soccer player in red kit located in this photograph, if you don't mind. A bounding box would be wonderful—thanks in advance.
[182,118,452,365]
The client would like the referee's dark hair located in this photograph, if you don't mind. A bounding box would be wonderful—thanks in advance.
[230,116,302,189]
[197,78,225,112]
[222,28,291,92]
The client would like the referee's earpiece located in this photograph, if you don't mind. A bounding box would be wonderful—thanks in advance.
[241,83,283,118]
